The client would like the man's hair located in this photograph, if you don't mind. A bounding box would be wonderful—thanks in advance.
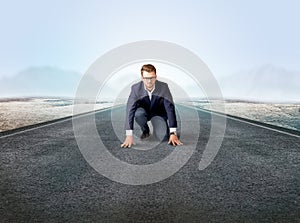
[141,64,156,76]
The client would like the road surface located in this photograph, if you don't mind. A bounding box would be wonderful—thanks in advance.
[1,105,299,222]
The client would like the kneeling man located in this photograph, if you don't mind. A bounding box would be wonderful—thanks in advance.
[121,64,183,148]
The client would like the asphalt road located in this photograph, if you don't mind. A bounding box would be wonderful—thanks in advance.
[1,105,299,222]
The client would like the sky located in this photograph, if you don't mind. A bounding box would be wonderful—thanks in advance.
[0,0,299,100]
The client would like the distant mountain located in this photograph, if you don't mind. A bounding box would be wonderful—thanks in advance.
[219,64,300,102]
[0,67,82,98]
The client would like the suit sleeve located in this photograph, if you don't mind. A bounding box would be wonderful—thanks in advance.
[125,86,138,130]
[163,84,177,128]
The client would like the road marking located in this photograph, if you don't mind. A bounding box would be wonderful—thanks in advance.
[182,104,300,139]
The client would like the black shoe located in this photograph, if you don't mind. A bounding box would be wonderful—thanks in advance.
[140,132,150,140]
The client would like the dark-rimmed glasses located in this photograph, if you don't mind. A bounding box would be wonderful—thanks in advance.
[142,76,156,81]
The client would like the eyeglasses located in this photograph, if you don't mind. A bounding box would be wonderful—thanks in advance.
[142,76,156,81]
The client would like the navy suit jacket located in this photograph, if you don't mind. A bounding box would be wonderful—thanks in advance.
[125,80,177,130]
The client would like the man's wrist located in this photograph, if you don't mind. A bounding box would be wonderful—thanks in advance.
[170,131,177,136]
[169,127,177,135]
[126,130,133,136]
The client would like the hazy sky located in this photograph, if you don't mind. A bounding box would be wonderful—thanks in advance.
[0,0,299,80]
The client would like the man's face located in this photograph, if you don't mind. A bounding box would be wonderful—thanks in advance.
[142,71,156,91]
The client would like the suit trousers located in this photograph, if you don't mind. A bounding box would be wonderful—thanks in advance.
[134,107,169,141]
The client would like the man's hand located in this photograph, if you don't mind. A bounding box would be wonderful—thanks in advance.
[168,134,183,146]
[121,135,134,148]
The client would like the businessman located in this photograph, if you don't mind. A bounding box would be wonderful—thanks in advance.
[121,64,183,148]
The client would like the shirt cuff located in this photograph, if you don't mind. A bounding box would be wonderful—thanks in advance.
[126,130,133,136]
[170,127,177,133]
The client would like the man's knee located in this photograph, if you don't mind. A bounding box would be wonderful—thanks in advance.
[135,107,146,117]
[151,116,169,141]
[134,108,148,123]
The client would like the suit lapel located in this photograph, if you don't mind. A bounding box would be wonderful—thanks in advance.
[142,87,151,106]
[150,87,158,110]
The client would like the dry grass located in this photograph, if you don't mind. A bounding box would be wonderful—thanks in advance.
[0,98,113,132]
